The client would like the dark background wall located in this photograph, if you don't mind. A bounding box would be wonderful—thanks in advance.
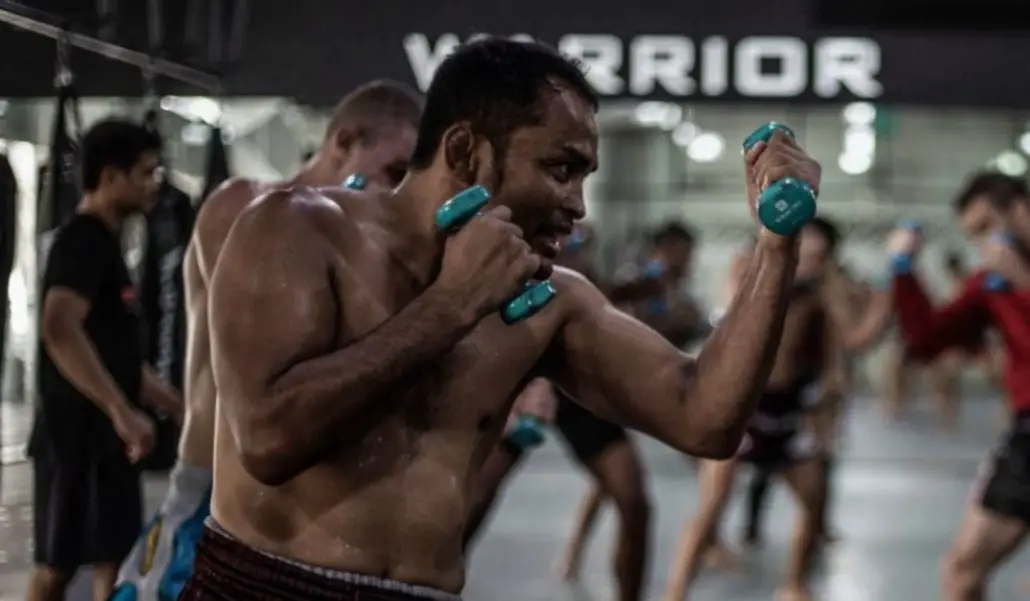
[1,0,1029,106]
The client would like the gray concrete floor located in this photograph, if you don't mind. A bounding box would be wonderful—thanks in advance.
[0,396,1027,600]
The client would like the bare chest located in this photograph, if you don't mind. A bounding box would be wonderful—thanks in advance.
[330,240,558,438]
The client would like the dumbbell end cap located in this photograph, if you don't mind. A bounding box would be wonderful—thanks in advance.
[434,185,492,231]
[343,173,367,190]
[742,121,796,152]
[508,416,546,449]
[756,178,817,236]
[501,280,557,325]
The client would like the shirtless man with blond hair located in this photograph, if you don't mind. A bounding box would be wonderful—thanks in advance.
[111,79,422,601]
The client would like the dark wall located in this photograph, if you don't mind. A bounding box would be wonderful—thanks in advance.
[1,0,1029,107]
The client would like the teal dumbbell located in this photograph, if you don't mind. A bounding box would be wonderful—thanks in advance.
[506,416,546,449]
[434,185,557,324]
[742,122,817,236]
[343,173,366,190]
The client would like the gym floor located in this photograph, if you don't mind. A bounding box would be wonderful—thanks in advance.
[0,396,1026,600]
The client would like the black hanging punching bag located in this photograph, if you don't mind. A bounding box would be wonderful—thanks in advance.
[137,110,195,472]
[37,81,81,248]
[199,124,231,207]
[0,154,16,399]
[34,79,81,417]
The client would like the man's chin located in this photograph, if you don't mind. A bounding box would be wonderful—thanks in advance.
[534,259,554,281]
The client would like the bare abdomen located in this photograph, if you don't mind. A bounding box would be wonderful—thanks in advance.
[211,451,472,593]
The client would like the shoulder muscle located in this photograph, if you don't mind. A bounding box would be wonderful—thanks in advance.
[209,189,343,392]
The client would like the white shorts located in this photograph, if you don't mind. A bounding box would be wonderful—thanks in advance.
[110,461,212,601]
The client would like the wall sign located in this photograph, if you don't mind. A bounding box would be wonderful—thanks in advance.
[404,33,883,100]
[0,0,1027,108]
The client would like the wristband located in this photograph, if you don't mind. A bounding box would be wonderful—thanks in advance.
[890,253,913,275]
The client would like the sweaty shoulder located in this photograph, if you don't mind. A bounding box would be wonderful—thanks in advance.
[231,187,347,250]
[551,266,609,320]
[193,178,265,274]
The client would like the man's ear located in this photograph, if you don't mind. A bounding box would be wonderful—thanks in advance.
[331,126,360,158]
[441,122,478,187]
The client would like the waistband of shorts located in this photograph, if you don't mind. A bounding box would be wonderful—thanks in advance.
[202,518,462,601]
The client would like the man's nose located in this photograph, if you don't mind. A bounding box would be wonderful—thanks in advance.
[563,194,586,221]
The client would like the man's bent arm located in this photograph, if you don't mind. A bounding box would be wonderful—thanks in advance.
[893,272,990,361]
[820,275,892,351]
[549,235,797,458]
[212,192,475,486]
[41,290,134,421]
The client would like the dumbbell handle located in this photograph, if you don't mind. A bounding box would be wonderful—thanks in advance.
[435,186,557,324]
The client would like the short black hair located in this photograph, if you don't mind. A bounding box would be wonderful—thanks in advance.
[325,79,423,143]
[954,171,1029,213]
[409,38,598,173]
[651,221,696,247]
[806,216,840,254]
[80,118,162,192]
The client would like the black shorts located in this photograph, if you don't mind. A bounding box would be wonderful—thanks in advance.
[736,428,820,470]
[33,445,142,570]
[554,393,627,465]
[977,412,1030,523]
[181,522,462,601]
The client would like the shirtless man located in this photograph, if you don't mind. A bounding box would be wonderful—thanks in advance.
[887,172,1030,601]
[180,38,822,601]
[663,216,892,601]
[111,80,422,601]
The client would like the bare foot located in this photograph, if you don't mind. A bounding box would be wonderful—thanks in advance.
[776,585,815,601]
[703,541,742,571]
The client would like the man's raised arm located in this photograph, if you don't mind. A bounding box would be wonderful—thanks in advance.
[547,129,816,458]
[548,234,796,459]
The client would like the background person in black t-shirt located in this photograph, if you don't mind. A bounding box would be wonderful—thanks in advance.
[28,118,182,601]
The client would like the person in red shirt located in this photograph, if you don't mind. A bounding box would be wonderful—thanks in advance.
[887,171,1030,601]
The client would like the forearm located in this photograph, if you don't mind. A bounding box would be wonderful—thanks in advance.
[892,273,976,359]
[141,364,181,413]
[43,326,132,420]
[251,287,474,474]
[823,280,891,351]
[846,291,893,350]
[688,235,797,455]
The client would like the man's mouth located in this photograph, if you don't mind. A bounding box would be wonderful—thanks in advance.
[537,226,573,258]
[537,236,561,259]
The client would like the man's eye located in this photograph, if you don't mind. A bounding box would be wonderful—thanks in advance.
[549,164,571,183]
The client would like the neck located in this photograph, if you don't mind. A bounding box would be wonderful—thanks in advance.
[292,155,343,189]
[77,193,124,231]
[384,170,459,285]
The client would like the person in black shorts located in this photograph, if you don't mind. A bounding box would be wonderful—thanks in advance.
[27,119,182,601]
[553,222,708,601]
[664,222,840,601]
